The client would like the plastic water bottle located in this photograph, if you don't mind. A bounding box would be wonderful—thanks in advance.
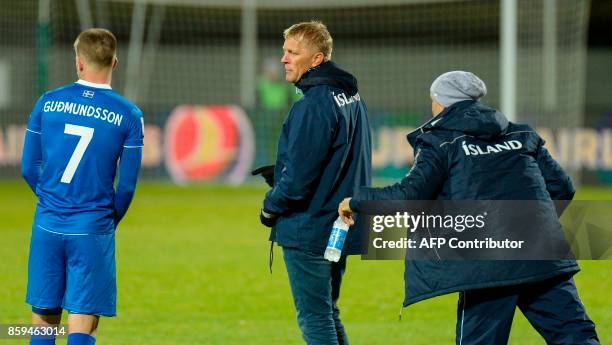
[324,217,350,262]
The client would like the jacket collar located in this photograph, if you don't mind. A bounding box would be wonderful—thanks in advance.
[407,101,510,147]
[295,61,358,95]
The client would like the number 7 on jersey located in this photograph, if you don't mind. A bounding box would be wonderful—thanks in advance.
[61,124,94,184]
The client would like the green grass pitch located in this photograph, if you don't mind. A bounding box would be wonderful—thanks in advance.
[0,181,610,344]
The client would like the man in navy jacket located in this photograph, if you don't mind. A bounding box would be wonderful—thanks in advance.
[260,21,371,345]
[339,71,598,345]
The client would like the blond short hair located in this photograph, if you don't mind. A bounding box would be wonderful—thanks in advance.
[283,21,333,61]
[74,28,117,68]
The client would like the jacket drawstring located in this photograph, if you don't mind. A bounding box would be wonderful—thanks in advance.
[269,240,274,274]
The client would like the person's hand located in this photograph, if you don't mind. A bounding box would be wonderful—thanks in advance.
[338,198,354,226]
[251,165,275,187]
[260,208,279,228]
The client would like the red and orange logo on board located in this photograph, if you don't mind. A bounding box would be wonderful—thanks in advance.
[164,105,254,184]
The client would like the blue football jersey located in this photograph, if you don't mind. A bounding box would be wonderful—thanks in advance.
[26,80,144,234]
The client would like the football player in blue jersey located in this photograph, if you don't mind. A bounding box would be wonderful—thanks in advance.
[21,28,143,345]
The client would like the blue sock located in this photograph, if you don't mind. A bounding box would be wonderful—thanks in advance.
[67,333,95,345]
[29,337,55,345]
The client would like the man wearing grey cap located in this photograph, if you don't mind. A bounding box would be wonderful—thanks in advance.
[430,70,487,108]
[339,71,599,344]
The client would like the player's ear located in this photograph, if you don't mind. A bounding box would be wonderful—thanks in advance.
[75,56,85,73]
[311,52,325,68]
[112,56,118,70]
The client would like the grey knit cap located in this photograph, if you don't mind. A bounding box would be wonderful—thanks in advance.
[430,71,487,107]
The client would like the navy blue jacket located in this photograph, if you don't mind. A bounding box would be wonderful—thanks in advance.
[350,100,579,306]
[264,61,372,255]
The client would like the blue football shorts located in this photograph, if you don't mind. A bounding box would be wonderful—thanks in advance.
[26,224,117,317]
